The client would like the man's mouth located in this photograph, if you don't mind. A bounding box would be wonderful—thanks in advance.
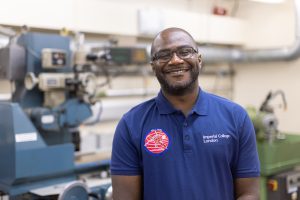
[164,68,189,75]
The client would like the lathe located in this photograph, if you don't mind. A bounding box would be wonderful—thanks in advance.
[248,91,300,200]
[0,30,148,200]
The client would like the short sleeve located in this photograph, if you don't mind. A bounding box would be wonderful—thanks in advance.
[234,112,260,178]
[110,117,142,175]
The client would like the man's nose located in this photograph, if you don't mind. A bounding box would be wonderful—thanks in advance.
[168,52,184,64]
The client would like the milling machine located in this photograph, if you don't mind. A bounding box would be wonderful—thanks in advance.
[0,29,148,200]
[248,91,300,200]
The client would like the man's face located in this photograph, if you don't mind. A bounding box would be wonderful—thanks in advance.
[151,30,201,96]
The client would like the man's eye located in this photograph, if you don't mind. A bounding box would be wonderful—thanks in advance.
[178,48,192,56]
[157,52,171,59]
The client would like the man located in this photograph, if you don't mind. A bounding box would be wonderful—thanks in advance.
[111,27,260,200]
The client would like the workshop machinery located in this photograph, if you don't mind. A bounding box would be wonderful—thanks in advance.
[248,91,300,200]
[0,30,148,200]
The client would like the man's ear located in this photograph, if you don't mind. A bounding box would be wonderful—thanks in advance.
[198,54,202,63]
[150,62,155,72]
[198,54,202,70]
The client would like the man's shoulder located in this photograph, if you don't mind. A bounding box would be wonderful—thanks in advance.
[123,97,157,120]
[203,91,246,113]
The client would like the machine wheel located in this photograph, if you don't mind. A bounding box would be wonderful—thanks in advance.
[57,181,89,200]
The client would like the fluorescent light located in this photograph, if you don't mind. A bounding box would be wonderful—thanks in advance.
[248,0,285,4]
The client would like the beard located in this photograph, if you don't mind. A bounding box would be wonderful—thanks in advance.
[155,65,200,96]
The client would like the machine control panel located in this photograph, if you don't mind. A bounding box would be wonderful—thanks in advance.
[287,171,300,193]
[42,48,67,68]
[268,170,300,200]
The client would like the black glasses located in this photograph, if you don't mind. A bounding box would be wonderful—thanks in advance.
[151,46,198,64]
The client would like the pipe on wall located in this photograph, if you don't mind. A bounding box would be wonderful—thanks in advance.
[199,0,300,64]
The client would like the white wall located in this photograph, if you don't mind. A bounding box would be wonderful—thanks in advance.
[233,0,300,133]
[0,0,245,45]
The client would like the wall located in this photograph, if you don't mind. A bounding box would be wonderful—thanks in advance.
[0,0,245,45]
[233,0,300,133]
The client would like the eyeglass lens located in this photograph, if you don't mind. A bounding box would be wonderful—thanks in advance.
[153,46,197,63]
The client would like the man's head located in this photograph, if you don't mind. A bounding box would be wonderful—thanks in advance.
[150,27,202,96]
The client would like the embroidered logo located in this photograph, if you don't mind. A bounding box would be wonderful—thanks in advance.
[203,133,231,144]
[144,129,169,154]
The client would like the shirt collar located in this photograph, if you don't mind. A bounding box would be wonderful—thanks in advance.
[155,88,209,116]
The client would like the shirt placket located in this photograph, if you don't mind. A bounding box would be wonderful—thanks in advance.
[183,117,193,153]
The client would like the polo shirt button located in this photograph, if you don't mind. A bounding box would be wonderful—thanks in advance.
[183,122,188,127]
[185,135,190,140]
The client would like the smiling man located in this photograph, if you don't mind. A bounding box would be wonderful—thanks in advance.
[111,27,260,200]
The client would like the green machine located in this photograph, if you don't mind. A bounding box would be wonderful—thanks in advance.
[248,91,300,200]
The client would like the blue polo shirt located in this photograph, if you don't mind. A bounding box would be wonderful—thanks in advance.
[111,89,260,200]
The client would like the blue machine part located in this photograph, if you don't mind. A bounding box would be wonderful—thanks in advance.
[30,99,92,131]
[30,107,60,132]
[17,32,72,74]
[0,102,75,196]
[56,98,93,127]
[13,32,72,108]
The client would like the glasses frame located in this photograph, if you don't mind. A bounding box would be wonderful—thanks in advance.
[151,46,198,64]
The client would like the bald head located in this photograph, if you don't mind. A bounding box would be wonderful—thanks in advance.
[150,27,197,58]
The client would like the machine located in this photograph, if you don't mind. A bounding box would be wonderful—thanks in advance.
[0,29,148,199]
[248,91,300,200]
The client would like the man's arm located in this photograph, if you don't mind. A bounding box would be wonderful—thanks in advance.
[112,175,142,200]
[235,177,260,200]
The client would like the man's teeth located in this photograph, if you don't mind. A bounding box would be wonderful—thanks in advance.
[170,70,185,74]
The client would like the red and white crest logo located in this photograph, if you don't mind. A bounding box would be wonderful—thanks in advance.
[144,129,169,154]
